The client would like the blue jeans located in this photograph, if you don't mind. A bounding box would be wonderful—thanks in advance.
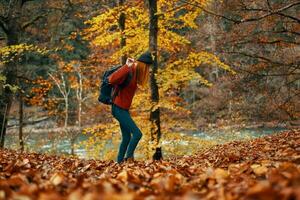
[112,104,142,163]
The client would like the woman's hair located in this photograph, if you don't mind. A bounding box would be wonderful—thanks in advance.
[135,60,150,87]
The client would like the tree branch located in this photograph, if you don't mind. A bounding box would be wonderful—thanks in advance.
[223,29,300,43]
[224,51,282,65]
[234,1,300,23]
[22,13,47,30]
[16,75,34,82]
[224,51,299,70]
[288,31,300,36]
[266,0,272,10]
[239,7,300,23]
[178,0,300,24]
[0,16,8,34]
[233,64,300,77]
[21,0,35,7]
[66,0,74,9]
[275,12,300,23]
[231,39,300,46]
[178,0,240,23]
[48,72,67,98]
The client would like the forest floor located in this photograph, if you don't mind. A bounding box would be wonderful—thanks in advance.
[0,129,299,200]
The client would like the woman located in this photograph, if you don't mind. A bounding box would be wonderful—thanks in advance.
[108,51,153,163]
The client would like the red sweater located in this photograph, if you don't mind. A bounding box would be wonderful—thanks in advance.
[108,64,137,110]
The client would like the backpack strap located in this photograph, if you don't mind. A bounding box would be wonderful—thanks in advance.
[111,86,119,103]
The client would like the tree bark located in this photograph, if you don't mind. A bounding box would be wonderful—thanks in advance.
[78,71,82,129]
[0,104,8,148]
[64,97,69,128]
[19,93,24,152]
[71,136,75,155]
[118,0,126,65]
[148,0,162,160]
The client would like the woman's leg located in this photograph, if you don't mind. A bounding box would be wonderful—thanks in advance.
[117,123,131,163]
[112,105,142,160]
[112,105,131,163]
[124,117,142,159]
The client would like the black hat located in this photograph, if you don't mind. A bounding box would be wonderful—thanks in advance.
[137,51,153,64]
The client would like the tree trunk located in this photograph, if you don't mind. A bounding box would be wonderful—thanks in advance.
[71,137,75,155]
[118,0,126,65]
[74,68,83,156]
[19,93,24,152]
[78,92,82,129]
[64,97,69,128]
[0,104,8,148]
[0,0,23,148]
[148,0,162,160]
[0,25,20,148]
[62,73,69,129]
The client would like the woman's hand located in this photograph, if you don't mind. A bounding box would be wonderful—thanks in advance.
[126,58,135,67]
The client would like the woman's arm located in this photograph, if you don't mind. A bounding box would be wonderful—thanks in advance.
[108,64,130,85]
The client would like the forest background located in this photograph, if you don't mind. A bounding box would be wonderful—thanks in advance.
[0,0,299,160]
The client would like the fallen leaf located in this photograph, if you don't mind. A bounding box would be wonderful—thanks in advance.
[50,173,65,186]
[251,164,268,176]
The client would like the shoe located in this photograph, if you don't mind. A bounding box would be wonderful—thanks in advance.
[125,157,134,163]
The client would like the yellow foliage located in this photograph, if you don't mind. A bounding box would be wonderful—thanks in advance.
[83,1,210,62]
[0,74,6,83]
[0,43,49,64]
[80,0,235,160]
[159,51,235,92]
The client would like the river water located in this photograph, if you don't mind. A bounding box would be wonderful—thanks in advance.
[4,127,287,159]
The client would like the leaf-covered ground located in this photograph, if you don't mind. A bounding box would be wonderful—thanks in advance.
[0,129,299,200]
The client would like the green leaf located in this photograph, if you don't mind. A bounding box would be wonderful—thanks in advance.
[0,74,6,83]
[3,84,19,93]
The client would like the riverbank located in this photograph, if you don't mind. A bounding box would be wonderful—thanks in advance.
[201,119,300,133]
[5,125,289,159]
[0,129,299,199]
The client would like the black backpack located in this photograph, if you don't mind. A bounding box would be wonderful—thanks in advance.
[98,65,132,105]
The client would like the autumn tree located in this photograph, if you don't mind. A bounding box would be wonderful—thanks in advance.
[0,44,49,149]
[181,0,300,126]
[147,0,162,159]
[0,0,102,152]
[82,0,234,160]
[0,0,34,147]
[0,0,73,147]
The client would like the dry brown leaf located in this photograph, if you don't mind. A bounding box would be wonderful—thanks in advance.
[50,172,65,186]
[116,170,128,183]
[0,130,299,199]
[214,168,229,180]
[251,164,268,176]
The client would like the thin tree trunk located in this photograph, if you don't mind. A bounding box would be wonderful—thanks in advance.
[0,104,8,148]
[73,68,83,156]
[61,74,69,129]
[78,70,82,128]
[65,97,69,128]
[71,137,75,155]
[19,93,24,152]
[148,0,162,160]
[119,0,126,65]
[228,90,232,116]
[78,97,82,128]
[0,68,15,148]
